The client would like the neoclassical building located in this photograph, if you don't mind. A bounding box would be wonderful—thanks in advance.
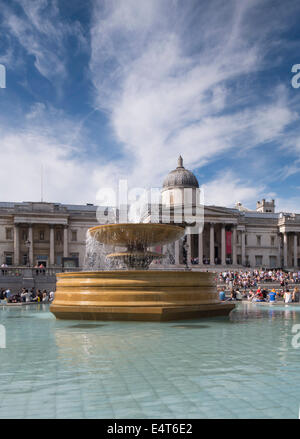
[0,202,99,268]
[0,157,300,270]
[144,156,300,270]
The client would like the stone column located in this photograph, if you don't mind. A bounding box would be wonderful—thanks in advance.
[210,223,215,265]
[198,231,203,265]
[50,225,55,266]
[283,232,288,268]
[232,226,237,266]
[175,240,180,265]
[221,224,226,266]
[294,233,298,268]
[13,224,20,266]
[63,225,69,258]
[241,231,246,266]
[28,225,33,266]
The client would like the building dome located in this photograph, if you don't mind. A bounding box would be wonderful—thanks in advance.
[162,156,199,190]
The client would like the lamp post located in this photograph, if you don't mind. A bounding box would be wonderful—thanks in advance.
[25,240,31,267]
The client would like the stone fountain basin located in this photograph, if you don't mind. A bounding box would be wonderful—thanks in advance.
[50,271,235,321]
[88,223,185,247]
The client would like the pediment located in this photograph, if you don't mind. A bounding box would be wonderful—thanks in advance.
[204,205,240,218]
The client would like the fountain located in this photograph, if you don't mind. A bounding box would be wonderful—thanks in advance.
[50,223,235,321]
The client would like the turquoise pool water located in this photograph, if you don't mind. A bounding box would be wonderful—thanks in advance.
[0,302,300,419]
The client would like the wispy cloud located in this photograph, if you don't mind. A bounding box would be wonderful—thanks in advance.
[2,0,87,82]
[1,0,300,210]
[202,170,265,208]
[89,0,298,190]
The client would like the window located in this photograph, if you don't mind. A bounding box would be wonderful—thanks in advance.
[237,254,241,265]
[71,230,77,242]
[5,253,13,266]
[256,235,261,246]
[56,230,62,242]
[39,230,45,241]
[70,253,79,266]
[271,236,275,247]
[269,256,277,268]
[255,255,263,266]
[245,234,248,246]
[5,228,13,240]
[22,253,28,266]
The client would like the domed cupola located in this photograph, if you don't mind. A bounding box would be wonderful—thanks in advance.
[162,156,199,190]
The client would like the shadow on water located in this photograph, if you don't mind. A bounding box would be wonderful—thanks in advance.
[171,324,210,329]
[67,323,107,329]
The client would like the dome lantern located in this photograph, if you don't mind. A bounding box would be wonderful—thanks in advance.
[162,156,199,190]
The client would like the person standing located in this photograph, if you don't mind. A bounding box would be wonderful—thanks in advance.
[5,289,11,301]
[284,290,292,304]
[292,287,300,303]
[219,289,226,301]
[268,289,276,303]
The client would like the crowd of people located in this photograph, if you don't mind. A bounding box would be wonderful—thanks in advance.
[0,287,54,304]
[217,269,300,289]
[217,269,300,304]
[219,286,300,303]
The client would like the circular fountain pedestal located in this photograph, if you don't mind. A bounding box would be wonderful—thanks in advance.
[50,271,234,321]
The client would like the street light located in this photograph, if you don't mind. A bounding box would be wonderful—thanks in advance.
[25,240,31,267]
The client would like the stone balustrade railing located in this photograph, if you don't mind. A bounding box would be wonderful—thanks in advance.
[0,266,81,277]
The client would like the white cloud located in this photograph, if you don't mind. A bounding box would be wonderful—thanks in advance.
[89,0,297,189]
[0,103,124,204]
[1,0,300,209]
[203,171,265,208]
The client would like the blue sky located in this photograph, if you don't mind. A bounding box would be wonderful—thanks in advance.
[1,0,300,211]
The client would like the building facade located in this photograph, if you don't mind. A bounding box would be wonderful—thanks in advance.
[1,158,300,270]
[0,202,99,268]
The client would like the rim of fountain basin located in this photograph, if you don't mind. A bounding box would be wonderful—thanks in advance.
[88,223,185,247]
[55,271,216,289]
